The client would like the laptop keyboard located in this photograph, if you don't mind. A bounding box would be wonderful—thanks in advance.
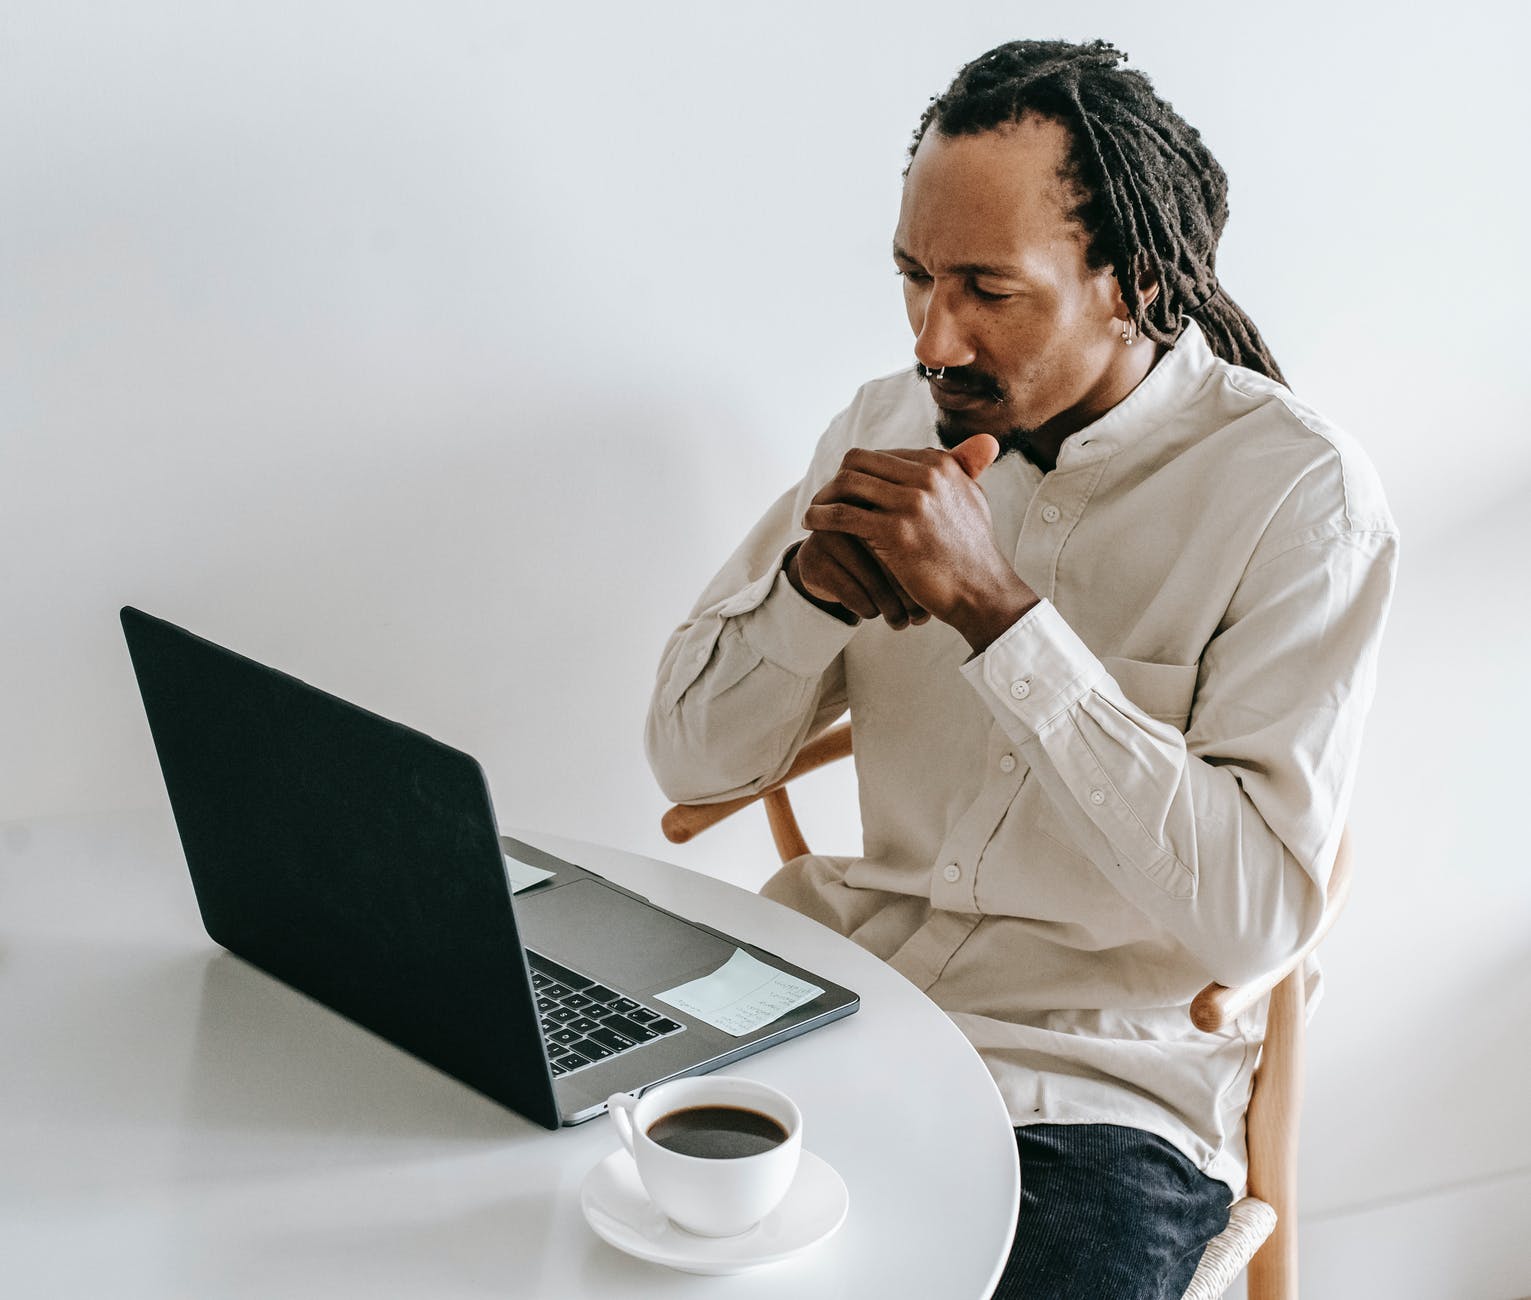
[527,951,685,1077]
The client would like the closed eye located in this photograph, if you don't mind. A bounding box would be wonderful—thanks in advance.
[897,267,1019,301]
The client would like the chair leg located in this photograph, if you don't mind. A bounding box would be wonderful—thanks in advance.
[762,788,810,864]
[1245,968,1305,1300]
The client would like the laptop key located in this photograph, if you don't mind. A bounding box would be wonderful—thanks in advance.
[560,1043,596,1066]
[601,1012,658,1043]
[550,1061,570,1076]
[561,993,595,1011]
[547,1007,580,1025]
[627,1008,659,1024]
[542,982,573,1000]
[575,1039,615,1061]
[568,1016,601,1035]
[612,997,642,1015]
[540,1017,558,1033]
[586,1027,636,1055]
[536,996,557,1014]
[584,984,619,1005]
[528,954,593,991]
[532,973,551,990]
[648,1017,682,1036]
[549,1028,583,1046]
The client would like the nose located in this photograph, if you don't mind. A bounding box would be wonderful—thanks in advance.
[911,281,978,372]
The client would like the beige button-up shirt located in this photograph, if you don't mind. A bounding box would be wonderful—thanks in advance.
[646,323,1398,1193]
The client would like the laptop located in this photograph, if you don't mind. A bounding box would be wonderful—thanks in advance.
[120,606,858,1129]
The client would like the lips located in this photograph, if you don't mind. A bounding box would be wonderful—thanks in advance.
[928,378,993,410]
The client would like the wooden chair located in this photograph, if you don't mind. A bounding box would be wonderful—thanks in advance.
[662,720,1353,1300]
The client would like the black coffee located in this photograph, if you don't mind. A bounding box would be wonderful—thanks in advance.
[645,1105,789,1160]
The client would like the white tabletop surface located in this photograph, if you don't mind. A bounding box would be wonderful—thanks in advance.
[0,809,1019,1299]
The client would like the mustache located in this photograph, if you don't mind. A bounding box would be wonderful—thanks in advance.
[913,362,1005,403]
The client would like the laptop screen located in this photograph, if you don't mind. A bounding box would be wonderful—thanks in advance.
[121,607,559,1128]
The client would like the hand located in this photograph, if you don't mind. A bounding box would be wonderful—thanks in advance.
[787,532,930,629]
[801,434,1039,652]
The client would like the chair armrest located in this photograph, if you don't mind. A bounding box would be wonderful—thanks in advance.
[661,722,854,845]
[1190,827,1354,1033]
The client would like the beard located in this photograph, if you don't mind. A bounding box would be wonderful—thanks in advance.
[934,413,1048,466]
[915,365,1047,467]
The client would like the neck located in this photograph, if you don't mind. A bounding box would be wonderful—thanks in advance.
[1024,342,1164,472]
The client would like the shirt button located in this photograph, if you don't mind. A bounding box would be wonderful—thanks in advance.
[1041,504,1062,524]
[999,753,1017,774]
[1089,789,1106,805]
[1009,679,1031,700]
[942,863,961,883]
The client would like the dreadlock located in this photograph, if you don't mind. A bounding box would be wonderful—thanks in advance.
[911,39,1286,386]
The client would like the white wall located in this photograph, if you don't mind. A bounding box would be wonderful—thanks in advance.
[5,2,1528,1291]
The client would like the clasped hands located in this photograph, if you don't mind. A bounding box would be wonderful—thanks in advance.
[787,435,1040,654]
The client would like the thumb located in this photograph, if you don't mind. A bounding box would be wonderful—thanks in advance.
[949,433,1000,480]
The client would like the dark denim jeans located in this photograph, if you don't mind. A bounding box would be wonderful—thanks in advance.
[989,1124,1233,1300]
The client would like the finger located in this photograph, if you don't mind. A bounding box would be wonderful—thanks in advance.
[821,534,911,628]
[847,545,924,623]
[841,442,995,492]
[811,470,918,511]
[803,501,881,540]
[823,536,925,629]
[882,569,928,625]
[949,434,1000,480]
[838,446,948,485]
[801,544,878,620]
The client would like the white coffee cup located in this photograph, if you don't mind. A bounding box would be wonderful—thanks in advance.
[605,1076,803,1237]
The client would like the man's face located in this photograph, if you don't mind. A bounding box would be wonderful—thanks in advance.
[893,116,1132,463]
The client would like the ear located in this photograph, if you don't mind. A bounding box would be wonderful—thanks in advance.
[1110,257,1160,322]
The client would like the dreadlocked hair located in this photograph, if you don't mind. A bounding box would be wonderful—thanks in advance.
[911,39,1286,386]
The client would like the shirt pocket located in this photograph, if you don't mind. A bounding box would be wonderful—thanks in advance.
[1099,656,1199,733]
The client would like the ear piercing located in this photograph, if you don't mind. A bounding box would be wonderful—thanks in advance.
[1121,320,1137,345]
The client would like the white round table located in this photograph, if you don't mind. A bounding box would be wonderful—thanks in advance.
[0,809,1019,1298]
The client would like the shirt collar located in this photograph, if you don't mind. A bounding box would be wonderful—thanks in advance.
[1054,319,1218,469]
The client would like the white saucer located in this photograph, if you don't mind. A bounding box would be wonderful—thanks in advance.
[580,1147,849,1275]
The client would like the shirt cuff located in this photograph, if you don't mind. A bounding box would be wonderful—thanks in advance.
[731,560,860,677]
[960,599,1106,738]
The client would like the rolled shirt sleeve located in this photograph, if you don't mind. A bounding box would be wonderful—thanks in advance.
[645,494,859,807]
[646,380,941,806]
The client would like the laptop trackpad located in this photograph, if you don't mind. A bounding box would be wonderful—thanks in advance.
[514,879,737,993]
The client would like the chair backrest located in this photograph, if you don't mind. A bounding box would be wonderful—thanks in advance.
[662,724,1352,1300]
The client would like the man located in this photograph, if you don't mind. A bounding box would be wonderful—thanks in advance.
[646,39,1396,1298]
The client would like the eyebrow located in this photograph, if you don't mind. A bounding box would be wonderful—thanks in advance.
[892,244,1034,281]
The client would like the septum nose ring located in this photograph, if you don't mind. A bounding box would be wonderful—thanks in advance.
[923,365,946,381]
